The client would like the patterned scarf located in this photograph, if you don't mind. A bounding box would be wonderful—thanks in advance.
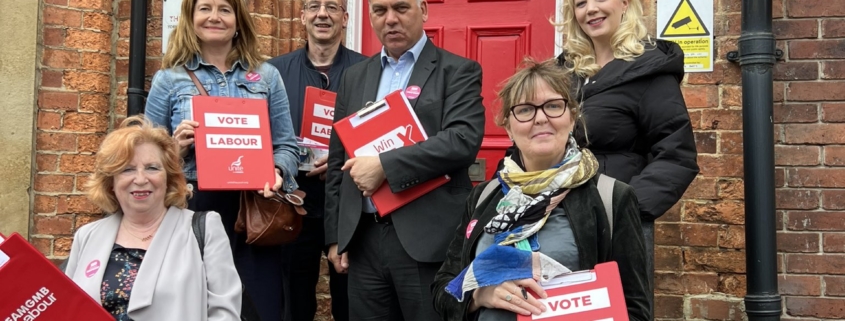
[485,136,599,246]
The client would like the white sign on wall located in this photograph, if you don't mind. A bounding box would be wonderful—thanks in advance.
[162,0,183,53]
[656,0,714,72]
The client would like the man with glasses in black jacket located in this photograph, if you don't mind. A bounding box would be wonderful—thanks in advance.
[268,1,365,320]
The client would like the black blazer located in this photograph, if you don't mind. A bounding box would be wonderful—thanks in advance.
[324,39,486,262]
[432,177,652,321]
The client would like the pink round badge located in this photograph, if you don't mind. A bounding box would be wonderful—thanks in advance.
[245,72,261,82]
[466,219,478,239]
[85,260,101,278]
[405,86,421,100]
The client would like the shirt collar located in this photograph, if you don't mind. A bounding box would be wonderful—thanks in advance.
[380,35,428,68]
[187,53,247,71]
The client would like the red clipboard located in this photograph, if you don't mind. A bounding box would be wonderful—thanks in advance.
[301,86,336,146]
[333,90,450,216]
[0,233,113,321]
[192,96,276,190]
[518,262,629,321]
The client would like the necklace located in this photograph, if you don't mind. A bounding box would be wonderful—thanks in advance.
[122,222,156,242]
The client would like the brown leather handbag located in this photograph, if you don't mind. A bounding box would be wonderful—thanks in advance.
[235,189,307,246]
[185,69,309,246]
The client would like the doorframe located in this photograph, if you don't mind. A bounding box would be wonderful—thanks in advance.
[346,0,565,57]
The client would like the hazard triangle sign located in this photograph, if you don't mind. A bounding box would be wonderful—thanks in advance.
[660,0,710,37]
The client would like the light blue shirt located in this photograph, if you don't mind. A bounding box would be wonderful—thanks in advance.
[364,35,428,213]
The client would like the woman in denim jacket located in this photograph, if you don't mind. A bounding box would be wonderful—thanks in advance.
[144,0,299,320]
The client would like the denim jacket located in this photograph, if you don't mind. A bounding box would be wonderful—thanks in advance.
[144,55,300,192]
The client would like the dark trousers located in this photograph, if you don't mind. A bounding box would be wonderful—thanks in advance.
[281,216,349,321]
[188,187,286,321]
[642,220,655,318]
[346,215,442,321]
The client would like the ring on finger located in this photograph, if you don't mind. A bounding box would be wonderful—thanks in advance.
[504,294,512,302]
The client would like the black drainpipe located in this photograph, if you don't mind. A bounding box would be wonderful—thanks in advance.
[127,0,148,116]
[726,0,782,319]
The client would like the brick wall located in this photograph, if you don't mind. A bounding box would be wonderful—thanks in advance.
[29,0,845,320]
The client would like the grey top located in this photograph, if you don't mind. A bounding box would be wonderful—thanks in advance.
[475,206,580,321]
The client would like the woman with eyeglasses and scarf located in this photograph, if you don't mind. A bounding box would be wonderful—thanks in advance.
[432,59,651,321]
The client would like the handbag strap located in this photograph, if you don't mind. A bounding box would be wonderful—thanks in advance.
[186,69,209,96]
[192,210,208,259]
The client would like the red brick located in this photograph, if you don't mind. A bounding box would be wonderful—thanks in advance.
[145,39,163,58]
[37,111,62,130]
[252,0,277,15]
[75,214,105,230]
[789,39,845,59]
[783,124,845,144]
[79,94,109,114]
[825,276,845,296]
[824,145,845,166]
[76,174,91,192]
[778,231,821,252]
[57,195,99,214]
[713,13,741,38]
[719,274,747,297]
[776,189,820,209]
[788,81,845,101]
[774,61,819,80]
[33,215,74,235]
[53,237,73,256]
[30,238,53,256]
[774,81,785,102]
[779,274,822,295]
[78,133,106,153]
[684,248,746,273]
[36,132,77,152]
[698,154,743,178]
[43,28,66,47]
[689,297,744,320]
[775,145,820,166]
[116,0,130,19]
[823,19,845,38]
[684,177,718,199]
[82,52,111,72]
[786,297,845,318]
[823,103,845,122]
[787,168,845,187]
[66,29,111,52]
[689,110,702,130]
[701,109,742,130]
[687,62,740,85]
[681,223,719,247]
[718,179,745,200]
[63,112,109,133]
[694,131,717,154]
[823,61,845,80]
[659,203,682,223]
[68,0,110,11]
[655,246,682,271]
[655,272,718,295]
[718,225,745,249]
[787,0,845,17]
[822,190,845,209]
[684,200,745,224]
[824,233,845,252]
[773,103,819,123]
[46,0,68,5]
[42,49,81,69]
[42,5,82,27]
[83,12,112,32]
[654,295,684,319]
[36,153,59,172]
[787,254,845,274]
[655,223,682,246]
[38,91,79,111]
[59,154,96,173]
[719,132,743,154]
[774,19,819,39]
[721,85,741,107]
[788,211,845,231]
[34,174,75,193]
[41,70,63,88]
[34,195,58,213]
[682,86,718,108]
[64,71,110,93]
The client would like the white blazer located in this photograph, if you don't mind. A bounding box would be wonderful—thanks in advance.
[64,207,241,321]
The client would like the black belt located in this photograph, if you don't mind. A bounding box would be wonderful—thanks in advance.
[368,212,392,224]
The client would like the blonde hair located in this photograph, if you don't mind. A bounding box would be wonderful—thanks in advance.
[162,0,264,72]
[556,0,649,78]
[86,116,190,213]
[496,58,581,129]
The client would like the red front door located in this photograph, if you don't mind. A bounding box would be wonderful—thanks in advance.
[361,0,558,182]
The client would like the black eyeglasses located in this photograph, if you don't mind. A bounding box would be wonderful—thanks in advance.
[509,98,569,122]
[304,2,345,14]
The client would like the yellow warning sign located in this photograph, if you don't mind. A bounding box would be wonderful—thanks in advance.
[660,0,710,37]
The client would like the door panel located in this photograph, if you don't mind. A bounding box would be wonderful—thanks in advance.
[361,0,557,181]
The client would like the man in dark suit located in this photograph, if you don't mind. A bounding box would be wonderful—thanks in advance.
[324,0,485,319]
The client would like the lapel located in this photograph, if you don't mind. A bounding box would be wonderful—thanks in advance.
[405,40,437,109]
[80,215,121,300]
[127,206,182,313]
[360,56,383,112]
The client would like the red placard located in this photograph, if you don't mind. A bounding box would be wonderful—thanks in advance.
[0,233,113,321]
[333,90,450,216]
[301,86,336,147]
[192,96,276,190]
[518,262,629,321]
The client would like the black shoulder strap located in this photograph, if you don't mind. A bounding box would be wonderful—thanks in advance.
[192,211,208,260]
